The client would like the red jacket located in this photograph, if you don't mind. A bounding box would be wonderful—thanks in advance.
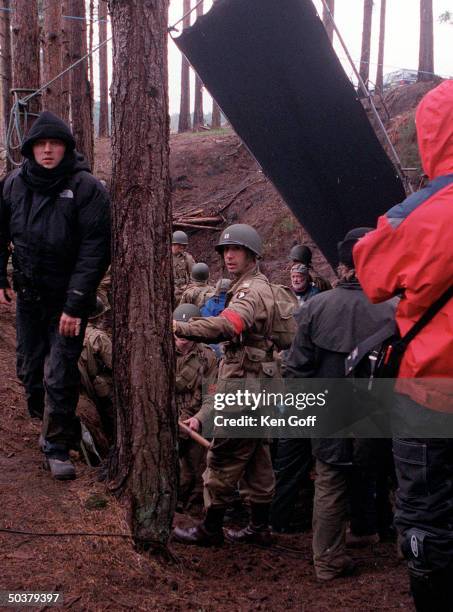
[354,80,453,411]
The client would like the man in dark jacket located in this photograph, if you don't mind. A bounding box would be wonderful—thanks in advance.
[284,228,396,581]
[0,111,111,480]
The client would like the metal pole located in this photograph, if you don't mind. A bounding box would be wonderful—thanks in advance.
[319,0,413,193]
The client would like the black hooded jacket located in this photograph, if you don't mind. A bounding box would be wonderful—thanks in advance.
[284,281,396,464]
[0,113,110,317]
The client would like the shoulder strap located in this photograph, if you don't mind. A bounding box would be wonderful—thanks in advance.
[398,285,453,349]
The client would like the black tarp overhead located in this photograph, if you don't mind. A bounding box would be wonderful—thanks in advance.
[173,0,406,266]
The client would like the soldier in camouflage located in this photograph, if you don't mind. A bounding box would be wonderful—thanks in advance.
[173,224,279,547]
[172,230,196,304]
[77,296,113,456]
[174,303,218,509]
[180,262,215,309]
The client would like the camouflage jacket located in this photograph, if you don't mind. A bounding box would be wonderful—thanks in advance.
[78,324,112,403]
[180,280,216,309]
[176,343,217,426]
[173,251,196,302]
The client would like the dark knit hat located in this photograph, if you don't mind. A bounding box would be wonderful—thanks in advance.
[337,227,373,267]
[21,111,76,159]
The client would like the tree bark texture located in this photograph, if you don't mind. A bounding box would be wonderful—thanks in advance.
[418,0,434,82]
[177,0,191,133]
[192,0,204,130]
[359,0,373,89]
[68,0,94,167]
[107,0,177,550]
[41,0,63,115]
[0,0,12,142]
[322,0,335,44]
[98,0,109,136]
[60,0,71,122]
[375,0,386,93]
[211,99,221,129]
[11,0,40,104]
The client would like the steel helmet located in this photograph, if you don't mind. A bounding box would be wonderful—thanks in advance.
[191,262,209,281]
[289,244,312,266]
[173,303,201,322]
[215,224,262,258]
[172,230,189,245]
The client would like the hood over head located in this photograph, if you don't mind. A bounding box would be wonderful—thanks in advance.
[415,80,453,180]
[20,111,76,160]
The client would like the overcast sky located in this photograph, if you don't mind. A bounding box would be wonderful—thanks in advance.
[167,0,453,114]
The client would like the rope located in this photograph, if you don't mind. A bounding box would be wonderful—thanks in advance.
[168,0,205,33]
[0,6,107,24]
[6,36,111,165]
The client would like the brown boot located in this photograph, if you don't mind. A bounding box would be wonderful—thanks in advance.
[173,524,224,547]
[225,524,273,546]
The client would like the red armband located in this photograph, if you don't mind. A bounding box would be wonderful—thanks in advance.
[220,309,245,335]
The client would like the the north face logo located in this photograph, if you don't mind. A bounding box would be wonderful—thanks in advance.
[410,535,419,558]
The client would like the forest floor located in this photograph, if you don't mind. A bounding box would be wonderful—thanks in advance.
[0,124,419,610]
[0,299,413,611]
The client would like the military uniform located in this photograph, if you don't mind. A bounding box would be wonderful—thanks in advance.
[78,324,113,455]
[173,251,196,304]
[175,266,278,510]
[176,342,217,507]
[180,280,215,309]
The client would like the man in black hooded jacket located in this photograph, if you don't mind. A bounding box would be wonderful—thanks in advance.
[284,228,396,581]
[0,111,110,480]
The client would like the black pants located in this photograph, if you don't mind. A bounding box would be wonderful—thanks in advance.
[16,297,86,450]
[270,438,313,530]
[393,394,453,609]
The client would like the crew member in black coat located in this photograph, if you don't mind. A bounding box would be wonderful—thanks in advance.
[284,228,396,581]
[0,111,111,480]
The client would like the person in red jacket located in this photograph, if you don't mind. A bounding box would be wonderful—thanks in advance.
[354,80,453,612]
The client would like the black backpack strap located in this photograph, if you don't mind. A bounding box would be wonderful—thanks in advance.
[395,285,453,352]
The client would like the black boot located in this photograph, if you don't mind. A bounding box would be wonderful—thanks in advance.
[226,503,272,546]
[173,507,225,547]
[409,568,453,612]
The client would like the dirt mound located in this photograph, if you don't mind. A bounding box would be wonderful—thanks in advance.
[383,79,442,119]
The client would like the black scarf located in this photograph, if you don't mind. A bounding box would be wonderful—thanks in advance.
[20,151,77,197]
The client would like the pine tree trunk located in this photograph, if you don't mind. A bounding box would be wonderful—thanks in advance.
[98,0,109,136]
[177,0,191,133]
[60,0,71,122]
[11,0,40,109]
[359,0,373,90]
[0,0,12,143]
[418,0,434,82]
[211,100,221,129]
[322,0,335,44]
[68,0,94,167]
[192,0,204,131]
[375,0,386,93]
[41,0,63,115]
[107,0,177,550]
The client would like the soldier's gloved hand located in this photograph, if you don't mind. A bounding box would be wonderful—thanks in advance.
[183,417,201,432]
[59,313,82,337]
[0,288,13,305]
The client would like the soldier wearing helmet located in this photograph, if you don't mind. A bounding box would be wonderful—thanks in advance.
[173,304,218,510]
[172,230,196,304]
[289,243,331,292]
[180,262,215,309]
[173,223,279,547]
